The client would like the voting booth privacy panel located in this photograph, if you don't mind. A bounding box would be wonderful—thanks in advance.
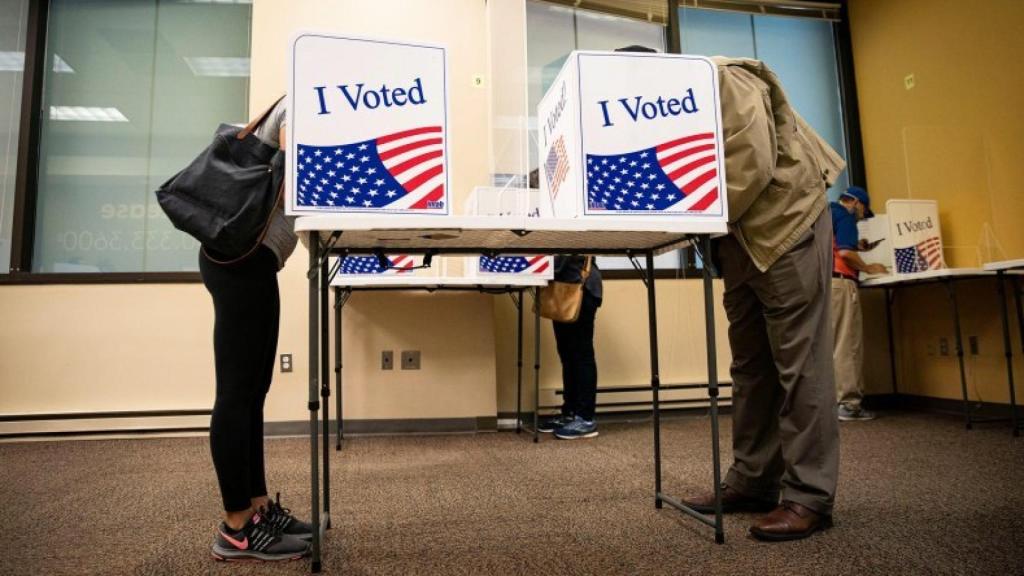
[887,199,945,275]
[537,51,728,224]
[287,33,450,216]
[858,199,946,280]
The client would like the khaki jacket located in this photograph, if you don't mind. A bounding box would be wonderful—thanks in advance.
[712,57,846,272]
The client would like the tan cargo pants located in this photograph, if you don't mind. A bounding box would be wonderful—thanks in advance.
[831,277,864,411]
[717,208,840,515]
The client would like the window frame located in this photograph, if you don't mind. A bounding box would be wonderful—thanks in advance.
[3,0,250,284]
[3,0,863,284]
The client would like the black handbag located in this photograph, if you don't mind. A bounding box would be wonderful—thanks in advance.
[156,97,285,264]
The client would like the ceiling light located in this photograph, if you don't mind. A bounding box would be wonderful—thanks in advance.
[0,51,75,73]
[53,55,74,73]
[50,106,129,122]
[184,56,250,77]
[0,51,23,72]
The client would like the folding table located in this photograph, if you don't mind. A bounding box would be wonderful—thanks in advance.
[297,214,728,572]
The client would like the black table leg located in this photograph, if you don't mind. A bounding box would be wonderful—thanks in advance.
[1011,274,1023,436]
[646,251,663,510]
[516,289,524,434]
[533,287,540,443]
[334,289,344,450]
[997,272,1019,436]
[884,287,900,398]
[320,257,331,529]
[943,279,972,430]
[307,235,322,573]
[701,235,725,544]
[648,240,726,540]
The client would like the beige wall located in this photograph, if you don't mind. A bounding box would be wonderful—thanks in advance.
[494,279,734,415]
[849,0,1024,401]
[28,1,1004,434]
[0,0,501,432]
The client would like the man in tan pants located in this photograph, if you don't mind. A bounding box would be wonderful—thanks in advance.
[682,57,845,542]
[831,186,887,420]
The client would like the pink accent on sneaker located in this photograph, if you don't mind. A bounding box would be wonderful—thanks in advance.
[218,530,249,550]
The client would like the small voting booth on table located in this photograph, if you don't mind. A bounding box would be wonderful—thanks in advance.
[859,200,1021,433]
[329,253,549,448]
[289,33,729,572]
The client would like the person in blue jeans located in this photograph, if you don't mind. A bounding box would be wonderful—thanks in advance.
[538,255,603,439]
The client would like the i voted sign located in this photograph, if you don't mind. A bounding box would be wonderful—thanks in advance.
[287,33,449,216]
[886,199,945,275]
[537,51,727,221]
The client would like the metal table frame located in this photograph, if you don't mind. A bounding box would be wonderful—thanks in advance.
[984,260,1024,436]
[300,226,726,572]
[328,278,546,451]
[861,268,1019,432]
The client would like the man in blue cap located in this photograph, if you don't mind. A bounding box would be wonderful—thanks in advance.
[831,186,887,421]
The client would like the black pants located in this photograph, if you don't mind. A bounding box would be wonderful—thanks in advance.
[199,247,280,512]
[552,292,599,421]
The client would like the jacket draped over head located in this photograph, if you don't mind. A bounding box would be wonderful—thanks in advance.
[712,57,846,272]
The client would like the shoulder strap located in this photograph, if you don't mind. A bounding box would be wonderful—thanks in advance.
[236,95,285,141]
[580,256,592,280]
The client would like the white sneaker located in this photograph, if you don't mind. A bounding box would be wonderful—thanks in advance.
[838,405,877,421]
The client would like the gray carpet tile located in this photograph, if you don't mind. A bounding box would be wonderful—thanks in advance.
[0,412,1022,575]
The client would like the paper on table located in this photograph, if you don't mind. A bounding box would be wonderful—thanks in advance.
[857,214,892,281]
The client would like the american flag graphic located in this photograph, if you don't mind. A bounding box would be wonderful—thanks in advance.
[296,126,445,211]
[339,255,415,275]
[894,237,943,273]
[545,135,569,199]
[479,255,551,275]
[586,132,720,213]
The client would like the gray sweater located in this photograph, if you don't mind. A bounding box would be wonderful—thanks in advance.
[253,100,298,270]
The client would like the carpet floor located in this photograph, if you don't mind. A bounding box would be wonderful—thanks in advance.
[1,411,1022,575]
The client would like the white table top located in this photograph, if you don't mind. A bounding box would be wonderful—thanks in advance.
[331,275,548,289]
[296,215,724,255]
[860,267,994,287]
[983,259,1024,272]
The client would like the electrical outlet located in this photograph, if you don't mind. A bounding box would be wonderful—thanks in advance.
[904,73,915,90]
[280,354,293,373]
[968,336,979,355]
[939,337,950,356]
[381,350,394,370]
[401,350,421,370]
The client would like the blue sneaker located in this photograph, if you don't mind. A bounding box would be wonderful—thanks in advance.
[554,416,598,440]
[537,414,573,433]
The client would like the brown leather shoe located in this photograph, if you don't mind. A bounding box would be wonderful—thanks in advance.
[749,501,833,542]
[681,485,778,514]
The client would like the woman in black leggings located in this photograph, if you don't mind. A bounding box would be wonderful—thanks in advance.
[537,255,603,440]
[201,100,312,562]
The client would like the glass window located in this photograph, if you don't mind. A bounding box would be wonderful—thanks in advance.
[752,14,849,200]
[679,7,849,200]
[0,0,29,274]
[32,0,251,273]
[679,7,754,58]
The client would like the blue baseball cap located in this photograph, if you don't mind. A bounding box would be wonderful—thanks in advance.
[841,186,874,217]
